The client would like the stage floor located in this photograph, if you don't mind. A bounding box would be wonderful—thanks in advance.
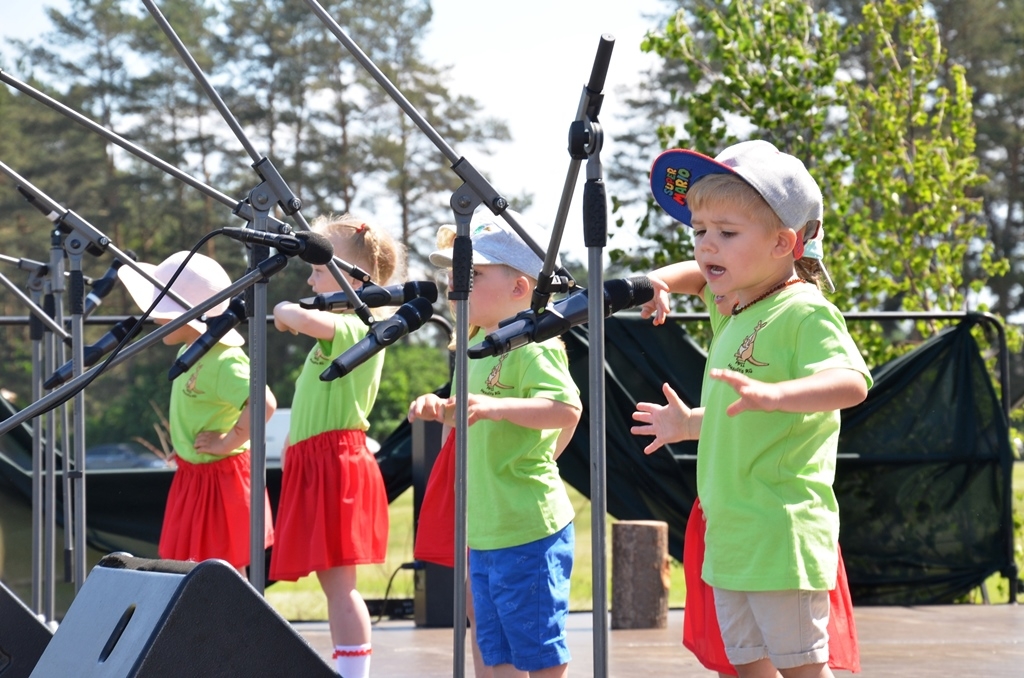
[294,604,1024,676]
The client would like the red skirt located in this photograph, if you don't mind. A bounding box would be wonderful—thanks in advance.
[158,449,273,569]
[413,430,457,568]
[682,499,861,674]
[269,429,389,581]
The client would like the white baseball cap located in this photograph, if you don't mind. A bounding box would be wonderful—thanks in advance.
[118,251,244,346]
[651,140,832,290]
[429,210,557,279]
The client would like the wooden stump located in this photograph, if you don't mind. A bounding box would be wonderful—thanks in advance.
[611,520,670,629]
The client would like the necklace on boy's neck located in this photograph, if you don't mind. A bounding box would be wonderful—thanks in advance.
[731,278,805,316]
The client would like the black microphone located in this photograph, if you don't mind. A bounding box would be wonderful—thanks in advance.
[220,228,334,265]
[167,296,246,381]
[299,281,438,311]
[319,297,434,382]
[83,253,136,318]
[468,276,655,359]
[44,316,140,389]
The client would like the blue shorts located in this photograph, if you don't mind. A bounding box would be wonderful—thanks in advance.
[469,523,574,671]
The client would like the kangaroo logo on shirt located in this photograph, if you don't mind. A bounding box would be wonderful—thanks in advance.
[310,345,329,366]
[482,354,513,395]
[184,364,205,398]
[731,320,769,371]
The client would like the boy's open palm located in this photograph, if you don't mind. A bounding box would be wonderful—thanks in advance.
[631,383,692,455]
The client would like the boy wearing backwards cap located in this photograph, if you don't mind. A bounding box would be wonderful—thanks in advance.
[631,140,871,678]
[408,215,582,678]
[120,251,275,577]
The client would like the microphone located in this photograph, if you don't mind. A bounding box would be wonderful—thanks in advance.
[83,253,136,318]
[44,316,140,389]
[167,296,246,381]
[220,228,334,265]
[299,281,438,311]
[319,297,434,382]
[468,276,655,359]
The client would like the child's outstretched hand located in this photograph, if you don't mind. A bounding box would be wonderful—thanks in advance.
[638,274,671,326]
[631,383,694,454]
[711,366,869,414]
[709,368,781,416]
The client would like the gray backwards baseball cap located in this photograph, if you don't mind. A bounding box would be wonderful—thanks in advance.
[429,211,557,279]
[650,139,833,290]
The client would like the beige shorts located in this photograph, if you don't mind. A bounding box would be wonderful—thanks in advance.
[713,588,830,669]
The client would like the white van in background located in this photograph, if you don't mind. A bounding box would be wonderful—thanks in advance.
[264,409,379,463]
[265,408,291,462]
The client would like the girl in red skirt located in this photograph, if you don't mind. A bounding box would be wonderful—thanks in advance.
[272,214,402,678]
[119,251,276,576]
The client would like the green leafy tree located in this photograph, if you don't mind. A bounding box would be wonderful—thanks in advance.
[617,0,1012,366]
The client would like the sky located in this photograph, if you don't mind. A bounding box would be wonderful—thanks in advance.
[0,0,667,263]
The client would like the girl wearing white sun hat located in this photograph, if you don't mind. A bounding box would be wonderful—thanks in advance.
[119,250,275,575]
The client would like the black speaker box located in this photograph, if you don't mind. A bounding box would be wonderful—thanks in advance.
[0,579,53,678]
[30,554,335,678]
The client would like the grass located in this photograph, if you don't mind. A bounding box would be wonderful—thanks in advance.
[265,482,687,621]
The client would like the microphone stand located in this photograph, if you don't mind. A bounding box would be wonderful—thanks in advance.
[40,272,59,623]
[302,3,614,673]
[534,36,614,313]
[44,229,78,594]
[0,160,201,594]
[139,0,379,591]
[299,4,501,672]
[18,263,57,622]
[63,232,91,592]
[573,36,615,678]
[0,254,71,609]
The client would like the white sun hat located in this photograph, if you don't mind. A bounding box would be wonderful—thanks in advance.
[118,251,244,346]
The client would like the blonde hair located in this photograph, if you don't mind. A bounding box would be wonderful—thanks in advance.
[687,173,784,232]
[310,213,403,284]
[688,174,824,290]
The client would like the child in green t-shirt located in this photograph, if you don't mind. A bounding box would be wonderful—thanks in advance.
[119,251,276,577]
[633,141,872,678]
[270,214,402,678]
[409,213,582,677]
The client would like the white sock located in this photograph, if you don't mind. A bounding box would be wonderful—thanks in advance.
[333,643,371,678]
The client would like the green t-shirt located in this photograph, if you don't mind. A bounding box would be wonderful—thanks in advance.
[169,343,251,465]
[699,284,872,591]
[465,338,581,551]
[288,314,383,444]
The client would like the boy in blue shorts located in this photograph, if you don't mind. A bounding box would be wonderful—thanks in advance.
[632,140,872,678]
[409,214,582,678]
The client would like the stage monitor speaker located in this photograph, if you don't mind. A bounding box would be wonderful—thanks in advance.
[0,579,53,678]
[29,554,335,678]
